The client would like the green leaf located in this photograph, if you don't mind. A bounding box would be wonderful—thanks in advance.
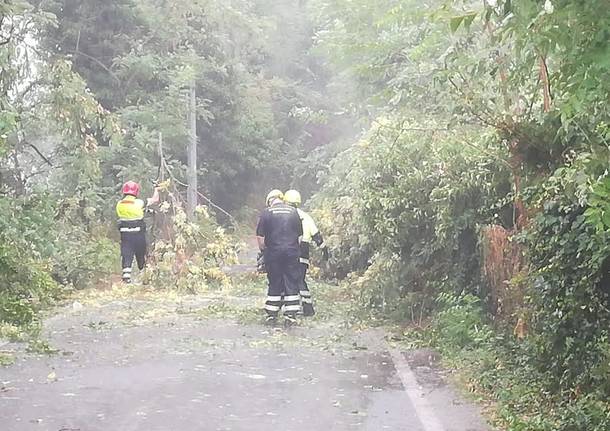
[462,13,477,30]
[450,12,477,33]
[602,211,610,229]
[450,16,464,33]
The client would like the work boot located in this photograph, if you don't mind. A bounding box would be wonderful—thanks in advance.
[302,303,315,317]
[264,315,278,326]
[130,273,143,286]
[284,315,298,328]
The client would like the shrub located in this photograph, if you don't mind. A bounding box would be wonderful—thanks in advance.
[0,238,59,326]
[313,120,511,318]
[431,292,493,350]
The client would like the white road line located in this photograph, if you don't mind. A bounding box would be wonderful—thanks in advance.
[388,347,446,431]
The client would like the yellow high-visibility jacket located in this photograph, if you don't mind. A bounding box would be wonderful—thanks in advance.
[297,208,325,264]
[116,195,146,233]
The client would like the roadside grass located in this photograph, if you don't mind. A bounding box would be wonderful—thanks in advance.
[0,351,15,366]
[25,338,60,355]
[0,321,59,365]
[0,322,36,343]
[394,306,610,431]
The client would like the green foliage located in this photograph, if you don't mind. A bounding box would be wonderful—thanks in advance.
[523,152,610,394]
[52,233,118,289]
[0,195,57,326]
[0,236,58,326]
[431,292,493,350]
[314,118,510,318]
[0,352,16,367]
[0,0,124,329]
[40,0,145,109]
[42,0,348,212]
[409,286,610,431]
[2,0,610,427]
[313,1,610,429]
[2,0,343,331]
[0,191,119,326]
[311,0,448,112]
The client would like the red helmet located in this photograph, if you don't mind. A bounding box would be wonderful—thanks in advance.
[122,181,141,196]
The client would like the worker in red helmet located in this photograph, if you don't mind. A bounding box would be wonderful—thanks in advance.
[116,181,160,283]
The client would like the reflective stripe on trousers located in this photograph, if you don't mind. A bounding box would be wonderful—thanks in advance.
[119,226,142,233]
[283,295,301,313]
[300,290,313,304]
[265,295,282,313]
[264,251,301,317]
[122,266,132,281]
[264,295,301,315]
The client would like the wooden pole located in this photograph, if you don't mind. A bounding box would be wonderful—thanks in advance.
[187,81,198,219]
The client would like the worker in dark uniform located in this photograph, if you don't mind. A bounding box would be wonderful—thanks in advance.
[255,189,280,273]
[256,189,303,326]
[116,181,160,283]
[284,190,329,316]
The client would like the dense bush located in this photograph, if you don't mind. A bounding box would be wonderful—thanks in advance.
[523,151,610,395]
[0,194,118,325]
[309,0,610,428]
[0,238,58,326]
[314,121,511,320]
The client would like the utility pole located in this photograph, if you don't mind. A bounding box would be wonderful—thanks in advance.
[187,81,198,219]
[158,132,165,181]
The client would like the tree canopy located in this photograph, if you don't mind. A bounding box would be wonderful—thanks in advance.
[2,1,610,428]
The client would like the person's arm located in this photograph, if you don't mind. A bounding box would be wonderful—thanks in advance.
[294,211,304,238]
[147,187,161,206]
[296,210,303,242]
[256,212,267,251]
[312,229,329,261]
[308,216,324,248]
[309,216,328,260]
[257,236,266,251]
[312,232,325,248]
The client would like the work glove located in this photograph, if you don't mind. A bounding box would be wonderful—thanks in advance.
[154,179,171,191]
[322,246,330,262]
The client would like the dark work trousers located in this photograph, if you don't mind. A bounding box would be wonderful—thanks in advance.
[264,249,301,318]
[120,231,147,282]
[299,263,315,316]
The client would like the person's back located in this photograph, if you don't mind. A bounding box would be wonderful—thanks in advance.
[257,202,301,257]
[116,195,146,231]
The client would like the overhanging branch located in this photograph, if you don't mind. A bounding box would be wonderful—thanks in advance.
[70,49,121,84]
[25,142,53,166]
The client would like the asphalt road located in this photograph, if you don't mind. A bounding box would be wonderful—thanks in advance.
[0,271,492,431]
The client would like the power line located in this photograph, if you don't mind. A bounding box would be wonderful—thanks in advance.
[159,154,235,222]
